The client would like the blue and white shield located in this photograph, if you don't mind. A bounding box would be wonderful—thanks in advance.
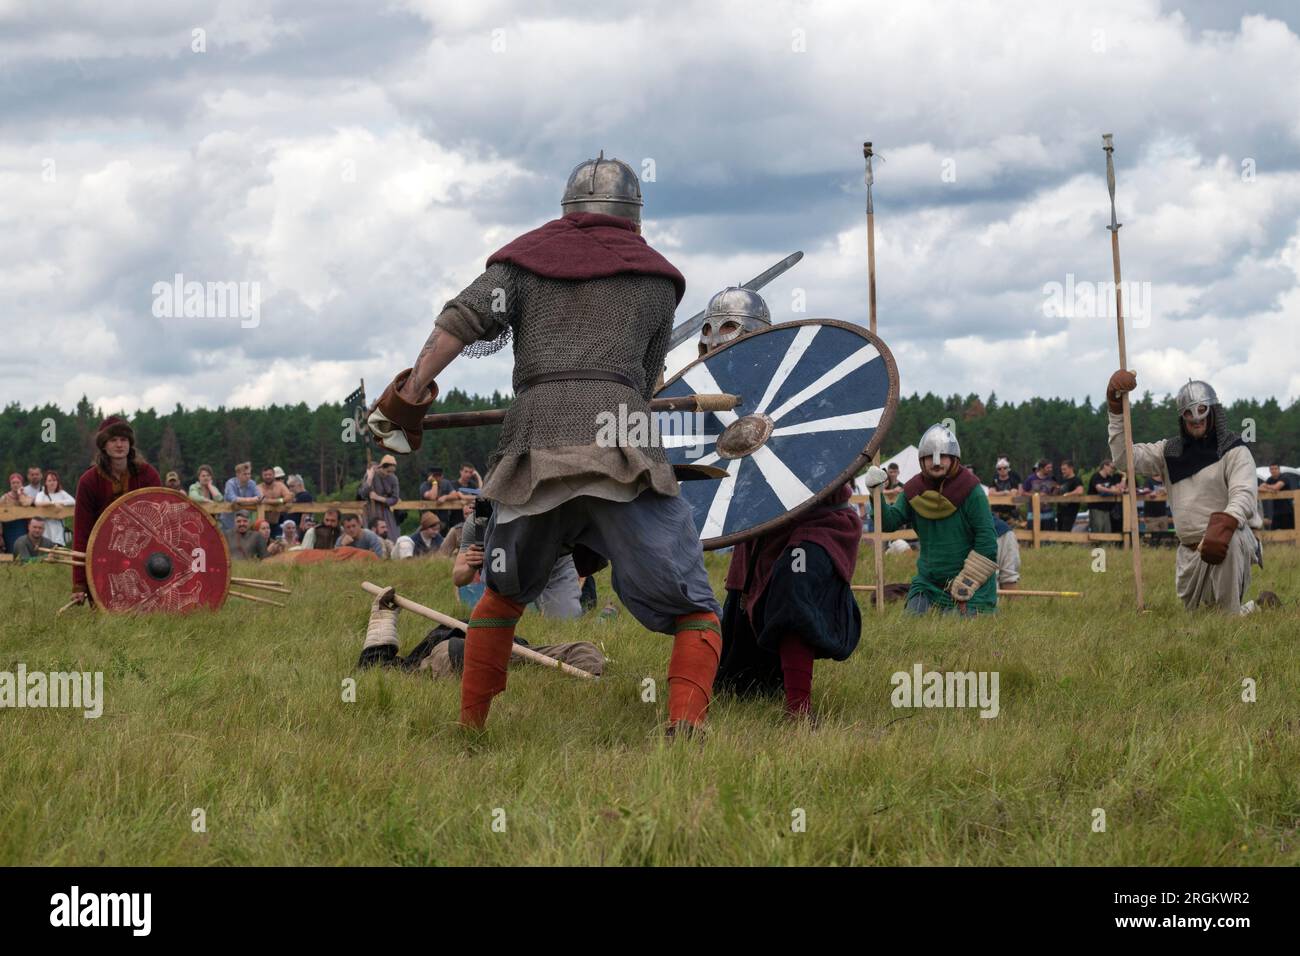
[655,319,898,549]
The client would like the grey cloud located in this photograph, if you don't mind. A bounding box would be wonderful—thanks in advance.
[2,0,1299,413]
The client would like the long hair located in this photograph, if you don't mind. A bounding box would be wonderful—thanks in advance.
[42,470,63,495]
[95,443,147,477]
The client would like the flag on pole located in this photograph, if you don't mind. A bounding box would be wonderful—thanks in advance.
[344,381,371,453]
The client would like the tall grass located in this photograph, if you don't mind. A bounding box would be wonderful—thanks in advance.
[1,543,1297,865]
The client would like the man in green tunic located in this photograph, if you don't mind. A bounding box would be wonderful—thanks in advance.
[868,424,999,615]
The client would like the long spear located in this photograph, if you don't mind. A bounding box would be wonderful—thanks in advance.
[1102,133,1145,610]
[864,142,885,613]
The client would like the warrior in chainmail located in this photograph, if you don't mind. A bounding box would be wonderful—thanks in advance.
[1106,371,1279,614]
[697,289,865,720]
[366,152,722,734]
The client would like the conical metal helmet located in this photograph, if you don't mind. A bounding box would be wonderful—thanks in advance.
[560,150,643,222]
[1175,379,1218,422]
[698,287,772,355]
[918,423,961,466]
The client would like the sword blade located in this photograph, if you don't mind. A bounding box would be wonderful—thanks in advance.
[668,250,804,349]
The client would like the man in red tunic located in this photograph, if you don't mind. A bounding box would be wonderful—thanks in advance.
[70,416,161,605]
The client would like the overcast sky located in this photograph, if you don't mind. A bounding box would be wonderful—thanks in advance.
[3,0,1299,416]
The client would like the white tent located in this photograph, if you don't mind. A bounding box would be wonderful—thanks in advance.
[854,444,920,495]
[1255,465,1299,481]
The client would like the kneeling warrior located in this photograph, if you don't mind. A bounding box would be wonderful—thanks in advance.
[699,289,863,719]
[367,152,722,733]
[1106,373,1277,613]
[867,424,999,615]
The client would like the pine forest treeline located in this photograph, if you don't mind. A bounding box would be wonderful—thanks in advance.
[2,389,1297,495]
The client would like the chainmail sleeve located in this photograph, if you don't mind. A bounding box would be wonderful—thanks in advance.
[435,263,517,358]
[641,304,672,399]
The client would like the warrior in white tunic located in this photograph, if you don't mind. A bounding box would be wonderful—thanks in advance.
[1106,372,1277,614]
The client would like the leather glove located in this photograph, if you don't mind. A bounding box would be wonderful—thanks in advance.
[948,550,998,603]
[367,369,437,454]
[1198,511,1238,565]
[1107,369,1136,414]
[862,465,888,489]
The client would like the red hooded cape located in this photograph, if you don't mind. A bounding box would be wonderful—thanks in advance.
[487,212,686,303]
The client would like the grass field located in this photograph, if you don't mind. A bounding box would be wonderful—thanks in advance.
[2,542,1298,866]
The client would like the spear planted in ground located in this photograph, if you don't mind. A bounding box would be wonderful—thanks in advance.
[864,141,886,613]
[1102,133,1146,611]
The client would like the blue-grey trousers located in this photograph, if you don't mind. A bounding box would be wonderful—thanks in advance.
[483,491,720,634]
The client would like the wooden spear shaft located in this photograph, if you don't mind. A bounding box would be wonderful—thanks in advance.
[360,581,596,681]
[422,392,740,430]
[865,142,886,613]
[39,546,85,558]
[229,589,285,608]
[230,577,292,594]
[851,585,1081,598]
[1102,133,1145,611]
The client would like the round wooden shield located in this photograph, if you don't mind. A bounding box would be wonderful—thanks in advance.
[655,318,899,549]
[86,487,232,613]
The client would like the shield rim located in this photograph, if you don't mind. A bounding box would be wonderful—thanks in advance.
[658,317,900,550]
[85,486,232,613]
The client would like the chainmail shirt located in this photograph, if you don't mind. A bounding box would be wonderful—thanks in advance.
[436,262,680,507]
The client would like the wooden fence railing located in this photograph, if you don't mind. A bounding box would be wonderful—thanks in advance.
[849,489,1300,548]
[0,496,469,526]
[4,490,1297,550]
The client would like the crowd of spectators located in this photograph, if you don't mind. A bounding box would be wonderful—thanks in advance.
[5,452,1298,569]
[1,459,489,565]
[207,458,484,561]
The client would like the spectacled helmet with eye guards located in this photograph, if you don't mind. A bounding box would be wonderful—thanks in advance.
[1176,380,1218,422]
[697,287,772,356]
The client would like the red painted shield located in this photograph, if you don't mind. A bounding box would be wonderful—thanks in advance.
[86,488,231,613]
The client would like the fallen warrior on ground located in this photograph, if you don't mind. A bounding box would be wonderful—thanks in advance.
[1105,373,1279,614]
[357,590,604,679]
